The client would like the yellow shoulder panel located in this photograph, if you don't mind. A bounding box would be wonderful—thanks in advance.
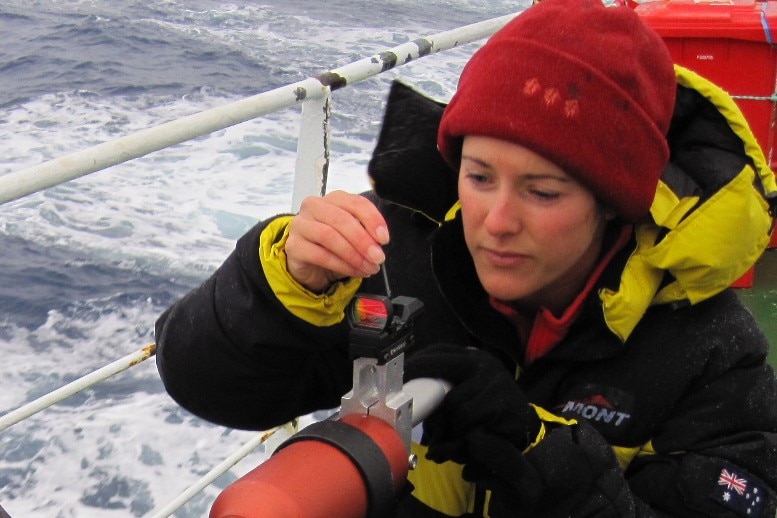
[600,65,776,342]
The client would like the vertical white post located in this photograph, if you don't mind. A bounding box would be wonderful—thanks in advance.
[292,86,332,212]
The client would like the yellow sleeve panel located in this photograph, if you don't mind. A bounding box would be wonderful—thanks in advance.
[531,406,648,474]
[408,442,476,517]
[612,445,642,472]
[409,409,641,516]
[526,404,578,452]
[258,216,362,326]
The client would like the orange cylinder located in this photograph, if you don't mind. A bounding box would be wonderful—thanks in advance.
[210,414,408,518]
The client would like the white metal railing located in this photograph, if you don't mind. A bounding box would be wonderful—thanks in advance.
[147,422,299,518]
[0,12,519,517]
[0,13,517,210]
[0,344,157,432]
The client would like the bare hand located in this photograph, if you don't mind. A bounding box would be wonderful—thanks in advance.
[285,191,390,292]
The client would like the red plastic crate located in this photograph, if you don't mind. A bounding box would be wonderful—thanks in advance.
[635,1,777,166]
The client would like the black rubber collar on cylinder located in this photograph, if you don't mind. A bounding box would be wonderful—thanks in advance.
[275,419,397,518]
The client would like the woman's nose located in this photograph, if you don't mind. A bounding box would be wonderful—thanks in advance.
[483,192,522,236]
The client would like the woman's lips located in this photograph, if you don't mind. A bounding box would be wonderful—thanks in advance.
[480,247,529,268]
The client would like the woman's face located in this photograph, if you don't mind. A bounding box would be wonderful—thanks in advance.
[458,135,614,313]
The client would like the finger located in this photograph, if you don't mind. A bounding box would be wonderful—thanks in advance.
[297,194,387,270]
[285,193,390,292]
[325,191,390,246]
[286,223,381,280]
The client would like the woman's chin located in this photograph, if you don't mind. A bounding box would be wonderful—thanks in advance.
[479,277,533,303]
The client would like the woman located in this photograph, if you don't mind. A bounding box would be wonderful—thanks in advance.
[155,0,777,516]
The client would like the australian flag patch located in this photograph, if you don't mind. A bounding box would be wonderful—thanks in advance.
[711,465,765,517]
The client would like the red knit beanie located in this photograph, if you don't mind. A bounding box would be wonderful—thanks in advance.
[438,0,676,222]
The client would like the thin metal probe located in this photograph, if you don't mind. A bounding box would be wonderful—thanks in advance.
[381,263,392,299]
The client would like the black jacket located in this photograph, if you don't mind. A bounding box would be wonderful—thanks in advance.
[156,79,777,517]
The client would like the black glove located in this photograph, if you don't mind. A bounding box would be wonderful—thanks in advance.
[404,344,541,479]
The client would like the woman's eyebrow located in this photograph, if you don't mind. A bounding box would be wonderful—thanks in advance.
[461,155,571,182]
[460,154,491,168]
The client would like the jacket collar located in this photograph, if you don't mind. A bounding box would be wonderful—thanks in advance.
[430,213,633,366]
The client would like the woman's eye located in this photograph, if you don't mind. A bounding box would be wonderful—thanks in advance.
[531,189,560,200]
[465,172,491,184]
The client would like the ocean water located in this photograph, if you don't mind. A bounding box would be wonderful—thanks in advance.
[0,0,529,516]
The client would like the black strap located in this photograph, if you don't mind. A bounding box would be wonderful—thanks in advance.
[767,191,777,218]
[276,419,397,518]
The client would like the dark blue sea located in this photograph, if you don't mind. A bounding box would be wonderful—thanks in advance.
[0,0,528,516]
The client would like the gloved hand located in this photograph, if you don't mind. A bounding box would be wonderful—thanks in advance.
[404,344,541,482]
